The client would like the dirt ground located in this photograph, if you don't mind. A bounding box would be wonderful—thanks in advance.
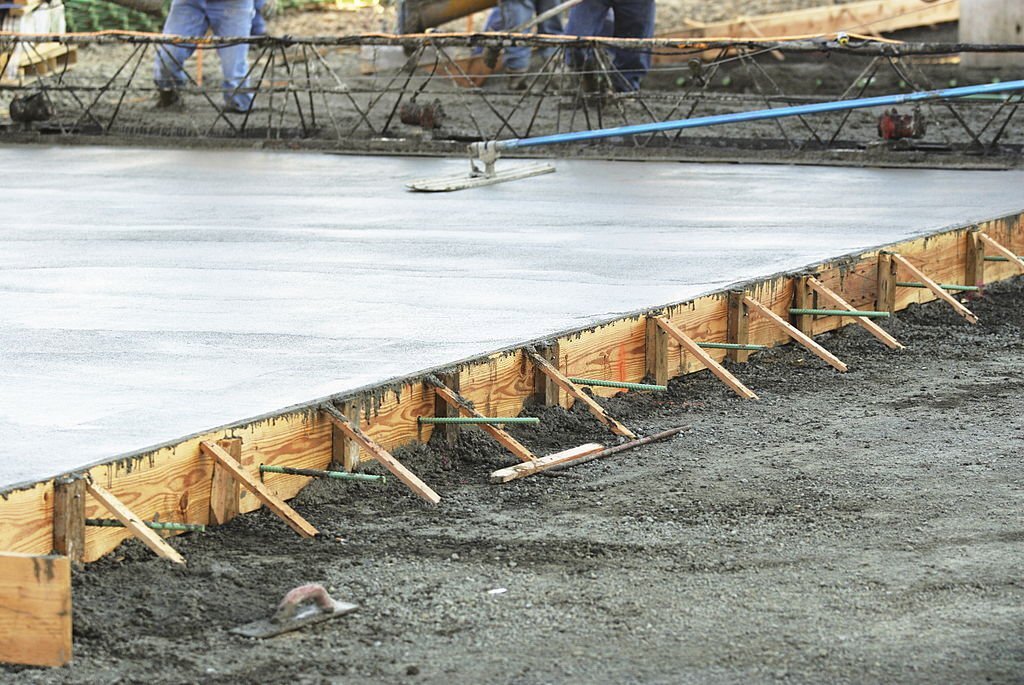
[3,276,1022,684]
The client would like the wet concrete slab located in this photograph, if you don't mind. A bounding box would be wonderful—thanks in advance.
[1,144,1022,486]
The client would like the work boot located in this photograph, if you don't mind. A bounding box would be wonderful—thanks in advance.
[155,89,184,111]
[505,68,530,91]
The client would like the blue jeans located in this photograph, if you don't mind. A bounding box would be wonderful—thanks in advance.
[479,0,563,71]
[565,0,654,91]
[154,0,255,111]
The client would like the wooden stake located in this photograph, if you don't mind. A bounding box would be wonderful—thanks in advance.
[427,376,537,463]
[199,441,319,537]
[965,229,986,293]
[806,276,904,350]
[431,372,461,447]
[742,296,849,372]
[978,232,1024,274]
[208,437,242,526]
[331,398,361,472]
[489,443,605,483]
[320,404,441,505]
[52,477,85,564]
[654,316,758,399]
[532,343,561,407]
[644,315,670,387]
[85,481,186,564]
[0,552,72,667]
[726,290,750,363]
[876,252,898,314]
[890,253,979,324]
[526,349,637,439]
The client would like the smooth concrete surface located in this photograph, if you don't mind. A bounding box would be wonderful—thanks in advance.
[2,145,1023,486]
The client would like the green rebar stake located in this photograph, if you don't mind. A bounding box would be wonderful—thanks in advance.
[695,342,767,351]
[418,416,540,425]
[789,308,890,318]
[568,377,667,391]
[259,465,385,483]
[85,518,206,532]
[896,281,980,292]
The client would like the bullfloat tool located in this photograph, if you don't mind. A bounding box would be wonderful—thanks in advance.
[406,78,1024,192]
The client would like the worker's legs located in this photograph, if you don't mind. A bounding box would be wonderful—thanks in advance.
[206,0,256,112]
[252,0,267,36]
[564,0,612,72]
[607,0,654,91]
[499,0,535,71]
[153,0,208,95]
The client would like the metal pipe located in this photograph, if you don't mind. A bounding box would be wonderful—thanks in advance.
[494,79,1024,151]
[259,465,386,483]
[418,416,540,425]
[789,308,890,318]
[696,342,767,351]
[896,281,980,292]
[85,518,206,532]
[568,377,667,391]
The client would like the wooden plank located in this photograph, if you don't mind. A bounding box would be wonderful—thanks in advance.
[645,315,669,386]
[655,316,758,399]
[52,477,85,564]
[727,290,751,363]
[85,481,186,565]
[208,437,241,526]
[0,552,72,667]
[806,276,904,350]
[890,253,979,324]
[319,404,441,505]
[965,229,986,294]
[979,231,1024,274]
[490,443,606,483]
[428,377,537,463]
[526,349,637,439]
[743,295,849,372]
[199,441,318,537]
[332,399,361,471]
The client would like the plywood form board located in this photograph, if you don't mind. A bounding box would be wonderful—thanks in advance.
[0,552,72,667]
[1,210,1021,563]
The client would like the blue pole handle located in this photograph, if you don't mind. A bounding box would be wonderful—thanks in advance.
[496,79,1024,151]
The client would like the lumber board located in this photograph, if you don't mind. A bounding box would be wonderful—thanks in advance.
[85,481,186,565]
[743,295,849,372]
[891,253,979,324]
[320,404,441,505]
[527,349,637,439]
[654,316,758,399]
[0,552,72,667]
[429,378,537,463]
[490,443,605,482]
[200,441,318,538]
[806,276,904,350]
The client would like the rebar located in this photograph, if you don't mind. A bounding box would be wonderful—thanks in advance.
[259,465,386,483]
[568,378,667,391]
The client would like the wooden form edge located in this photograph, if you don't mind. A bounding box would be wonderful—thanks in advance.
[319,404,441,505]
[526,348,637,439]
[427,375,538,463]
[743,295,849,372]
[199,441,319,538]
[653,316,758,399]
[889,252,979,324]
[85,480,186,565]
[805,276,904,350]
